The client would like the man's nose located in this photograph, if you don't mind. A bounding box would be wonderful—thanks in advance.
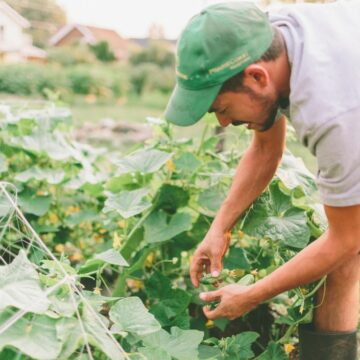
[215,113,231,127]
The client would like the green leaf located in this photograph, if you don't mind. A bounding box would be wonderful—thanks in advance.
[0,251,49,313]
[174,152,201,173]
[0,311,61,360]
[139,347,171,360]
[115,149,173,174]
[83,306,126,360]
[144,211,192,244]
[242,183,310,249]
[142,327,204,360]
[150,288,192,328]
[64,210,98,227]
[224,247,251,270]
[94,249,129,267]
[104,188,152,219]
[198,187,226,215]
[0,191,12,217]
[198,345,222,359]
[105,174,136,193]
[277,151,317,197]
[57,307,126,360]
[155,184,190,214]
[15,167,65,184]
[0,153,8,173]
[225,331,259,359]
[109,297,161,336]
[18,190,52,216]
[255,342,288,360]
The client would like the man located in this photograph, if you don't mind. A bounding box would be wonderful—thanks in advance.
[165,2,360,359]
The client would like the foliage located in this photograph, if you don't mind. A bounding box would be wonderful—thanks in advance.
[0,102,327,359]
[89,41,117,62]
[47,45,98,67]
[0,62,174,99]
[129,42,175,68]
[131,63,175,95]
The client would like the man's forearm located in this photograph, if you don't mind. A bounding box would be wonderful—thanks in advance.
[250,230,359,304]
[212,145,282,232]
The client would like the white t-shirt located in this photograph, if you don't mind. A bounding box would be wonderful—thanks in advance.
[270,1,360,206]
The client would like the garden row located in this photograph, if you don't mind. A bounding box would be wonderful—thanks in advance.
[0,102,326,359]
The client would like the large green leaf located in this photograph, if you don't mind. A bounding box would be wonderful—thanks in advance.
[109,297,161,336]
[18,190,52,216]
[56,307,125,360]
[155,184,190,214]
[198,186,226,215]
[0,191,12,217]
[174,152,201,173]
[104,188,151,219]
[10,129,74,161]
[224,332,259,360]
[255,342,288,360]
[141,327,204,360]
[144,211,192,244]
[115,149,173,174]
[0,153,8,174]
[15,167,65,185]
[0,311,61,360]
[0,251,49,313]
[242,183,310,249]
[277,151,317,197]
[94,249,129,267]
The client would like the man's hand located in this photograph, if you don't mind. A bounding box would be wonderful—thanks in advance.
[200,284,258,320]
[190,228,231,288]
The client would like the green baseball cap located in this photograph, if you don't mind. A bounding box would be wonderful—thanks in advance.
[165,2,274,126]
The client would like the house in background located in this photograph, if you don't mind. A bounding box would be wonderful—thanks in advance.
[0,1,46,63]
[49,24,130,61]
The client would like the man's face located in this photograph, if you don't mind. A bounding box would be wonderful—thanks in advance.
[209,86,288,132]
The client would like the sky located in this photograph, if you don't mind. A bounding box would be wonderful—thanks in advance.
[56,0,261,39]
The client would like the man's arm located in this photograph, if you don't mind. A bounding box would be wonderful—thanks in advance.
[252,204,360,302]
[190,116,286,287]
[201,204,360,320]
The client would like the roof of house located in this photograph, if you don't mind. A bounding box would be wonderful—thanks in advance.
[0,0,30,28]
[50,24,127,50]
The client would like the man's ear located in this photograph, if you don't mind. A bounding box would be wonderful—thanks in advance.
[243,64,269,88]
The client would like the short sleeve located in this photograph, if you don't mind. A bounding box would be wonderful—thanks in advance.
[314,107,360,207]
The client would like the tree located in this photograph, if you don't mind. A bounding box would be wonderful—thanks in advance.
[5,0,67,48]
[89,41,116,62]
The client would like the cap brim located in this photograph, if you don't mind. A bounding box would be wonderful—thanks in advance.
[165,83,222,126]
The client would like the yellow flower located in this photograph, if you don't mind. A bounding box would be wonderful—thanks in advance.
[300,287,309,295]
[284,343,295,354]
[93,233,103,243]
[48,212,59,225]
[205,320,215,328]
[70,253,83,262]
[99,228,107,234]
[237,230,244,239]
[93,287,101,295]
[165,160,176,172]
[55,244,65,253]
[126,279,144,290]
[117,220,127,229]
[112,232,122,250]
[145,252,154,267]
[64,205,80,216]
[79,239,86,250]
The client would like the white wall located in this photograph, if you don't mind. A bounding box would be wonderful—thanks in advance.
[0,10,30,62]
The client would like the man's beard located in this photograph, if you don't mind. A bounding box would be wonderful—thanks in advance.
[236,86,289,132]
